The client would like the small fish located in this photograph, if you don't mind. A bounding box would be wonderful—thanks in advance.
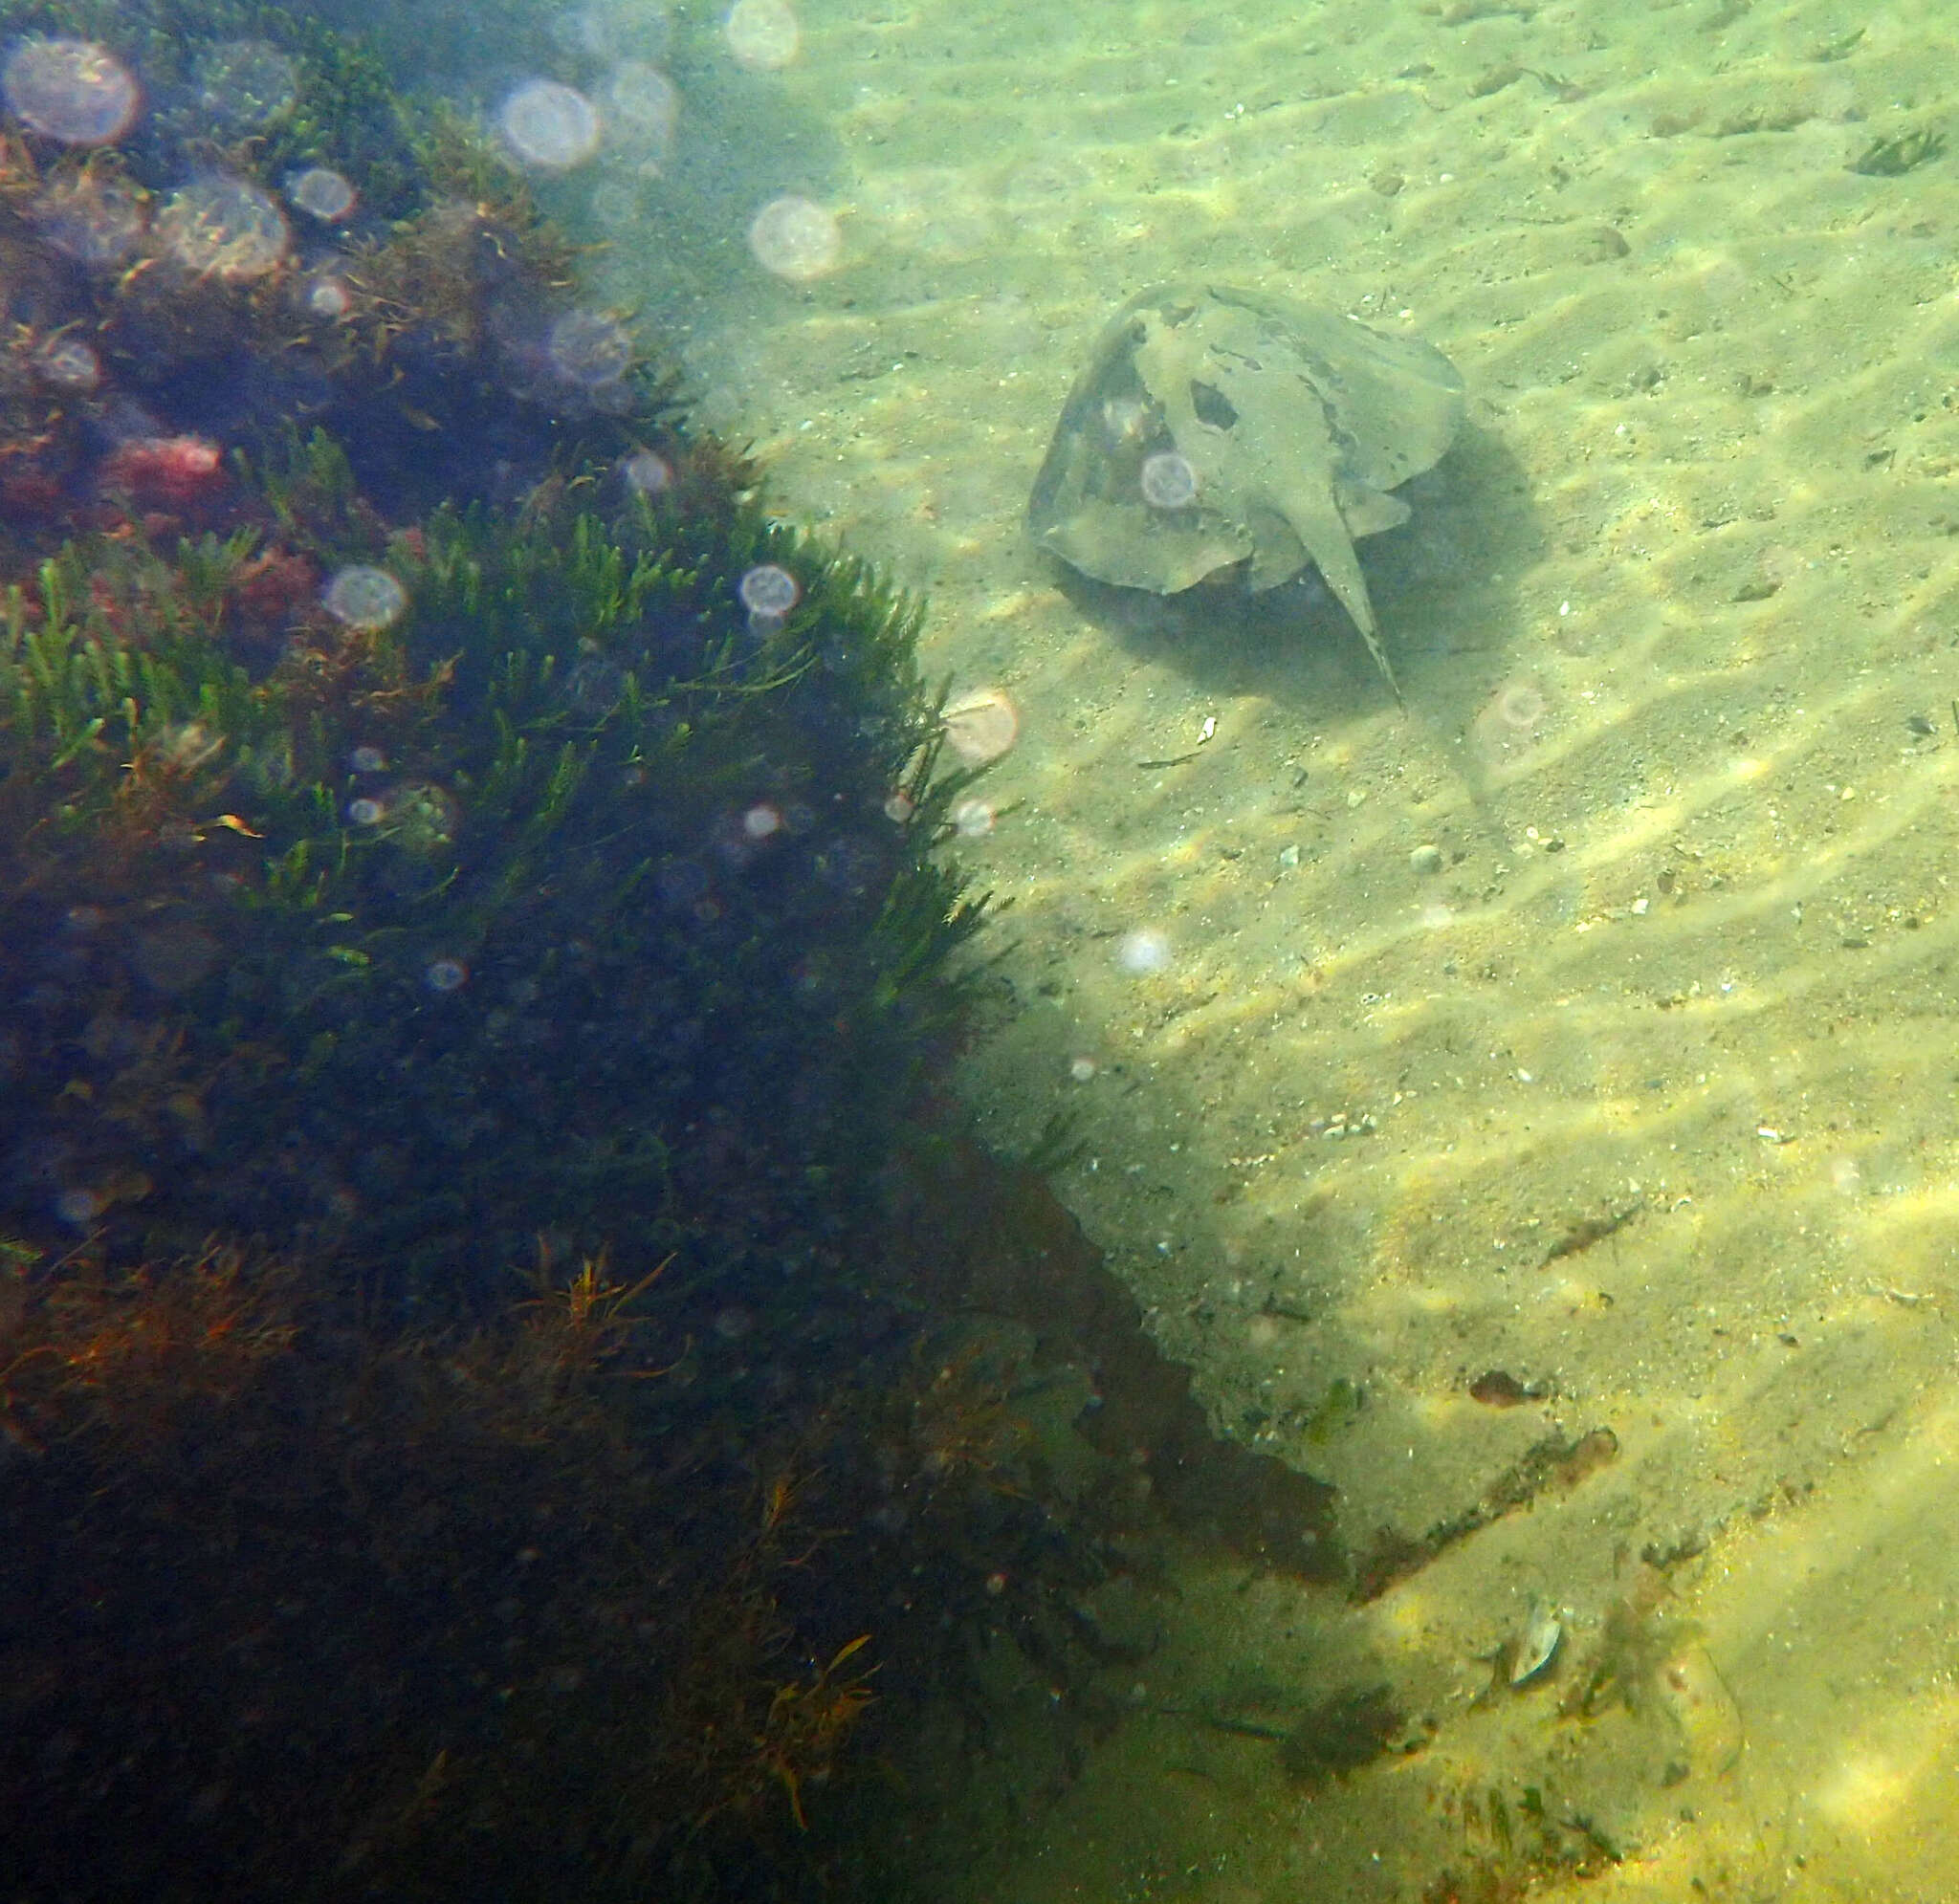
[1540,1201,1641,1266]
[1509,1601,1564,1687]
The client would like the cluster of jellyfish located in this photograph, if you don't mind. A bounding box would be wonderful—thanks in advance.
[0,0,846,518]
[5,36,346,281]
[496,0,842,286]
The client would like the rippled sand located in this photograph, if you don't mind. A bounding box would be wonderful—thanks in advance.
[608,0,1959,1893]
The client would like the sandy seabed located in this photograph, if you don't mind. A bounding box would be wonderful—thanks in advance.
[596,0,1959,1894]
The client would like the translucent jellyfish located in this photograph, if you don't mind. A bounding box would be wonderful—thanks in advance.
[423,957,469,993]
[746,194,840,283]
[380,783,459,858]
[35,168,143,262]
[741,802,783,840]
[33,336,99,390]
[623,449,671,496]
[941,687,1019,767]
[191,39,297,130]
[605,61,677,164]
[348,744,387,774]
[285,165,356,223]
[55,1186,105,1226]
[1139,449,1197,510]
[737,563,799,617]
[498,78,602,170]
[3,39,140,145]
[1116,928,1172,975]
[156,178,289,279]
[547,309,632,387]
[587,177,640,233]
[306,276,351,319]
[322,565,406,631]
[561,652,624,716]
[1493,682,1546,728]
[724,0,800,71]
[1469,677,1551,771]
[346,796,385,826]
[952,799,995,839]
[131,922,220,993]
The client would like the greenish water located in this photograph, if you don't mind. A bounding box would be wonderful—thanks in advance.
[42,0,1959,1891]
[555,0,1959,1893]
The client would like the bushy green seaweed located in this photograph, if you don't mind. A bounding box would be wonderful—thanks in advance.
[0,11,1161,1903]
[0,452,985,1302]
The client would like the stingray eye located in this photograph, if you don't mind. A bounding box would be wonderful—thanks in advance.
[1100,395,1149,446]
[1189,381,1238,429]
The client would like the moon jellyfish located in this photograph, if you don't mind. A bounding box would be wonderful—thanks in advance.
[724,0,800,71]
[156,178,289,279]
[3,39,140,145]
[285,165,357,223]
[322,565,407,631]
[737,563,799,617]
[1139,449,1197,510]
[746,195,839,283]
[498,79,601,170]
[547,310,633,388]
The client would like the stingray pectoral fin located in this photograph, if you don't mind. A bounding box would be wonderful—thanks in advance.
[1041,497,1249,594]
[1334,483,1411,538]
[1275,486,1400,698]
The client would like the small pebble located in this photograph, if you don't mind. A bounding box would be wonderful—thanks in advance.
[1410,843,1443,875]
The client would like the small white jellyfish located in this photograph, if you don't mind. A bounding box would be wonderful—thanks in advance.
[941,687,1019,767]
[322,565,406,631]
[306,276,352,319]
[156,178,289,280]
[498,78,602,170]
[54,1185,105,1226]
[1116,929,1172,975]
[1139,449,1197,510]
[285,165,357,223]
[33,335,99,390]
[746,194,839,283]
[605,61,678,164]
[3,39,140,145]
[724,0,800,71]
[737,563,799,617]
[547,309,632,387]
[623,449,671,496]
[34,167,143,262]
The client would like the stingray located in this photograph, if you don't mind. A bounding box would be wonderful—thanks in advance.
[1027,281,1465,700]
